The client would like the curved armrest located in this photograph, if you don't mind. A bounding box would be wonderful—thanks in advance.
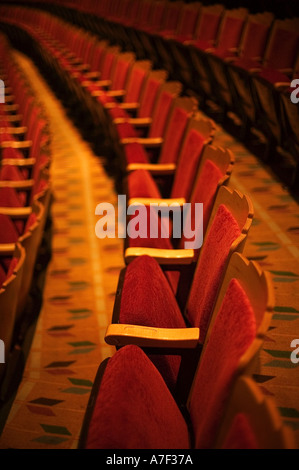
[1,157,35,167]
[0,206,32,218]
[105,323,200,348]
[124,247,195,265]
[4,94,15,103]
[0,126,27,135]
[118,102,139,110]
[0,243,16,255]
[113,116,150,125]
[127,163,176,175]
[128,197,185,207]
[1,140,32,149]
[0,179,34,190]
[106,89,126,98]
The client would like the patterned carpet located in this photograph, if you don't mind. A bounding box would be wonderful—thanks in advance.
[0,51,298,449]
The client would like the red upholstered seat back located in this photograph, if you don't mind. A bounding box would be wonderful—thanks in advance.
[138,77,164,118]
[148,90,174,138]
[186,204,241,341]
[266,28,299,70]
[125,67,148,104]
[137,0,152,28]
[159,106,191,164]
[84,344,190,449]
[179,158,225,239]
[170,129,205,198]
[89,44,106,72]
[189,279,257,448]
[0,265,7,288]
[0,214,20,243]
[217,14,247,51]
[241,20,272,59]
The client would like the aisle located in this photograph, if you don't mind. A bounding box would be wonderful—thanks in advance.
[0,52,124,449]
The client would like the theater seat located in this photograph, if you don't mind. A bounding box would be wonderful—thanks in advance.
[215,375,296,449]
[79,252,273,449]
[106,188,254,393]
[0,243,25,384]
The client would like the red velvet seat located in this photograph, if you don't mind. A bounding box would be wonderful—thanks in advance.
[205,12,274,112]
[109,69,168,143]
[125,145,233,288]
[79,251,273,449]
[0,199,47,320]
[215,375,295,449]
[228,18,299,128]
[107,187,254,392]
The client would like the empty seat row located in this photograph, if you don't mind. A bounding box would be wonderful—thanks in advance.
[0,34,52,397]
[8,0,297,192]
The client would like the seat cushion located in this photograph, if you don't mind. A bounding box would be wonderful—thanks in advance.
[127,169,161,199]
[84,345,190,449]
[120,255,186,389]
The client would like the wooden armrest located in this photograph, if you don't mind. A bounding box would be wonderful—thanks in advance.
[4,104,19,112]
[113,116,150,125]
[0,114,22,123]
[127,163,176,175]
[94,79,111,88]
[4,94,14,103]
[124,247,195,265]
[1,157,35,167]
[118,102,139,110]
[90,89,104,97]
[128,197,185,207]
[0,179,34,190]
[106,89,126,97]
[105,323,200,348]
[128,117,151,126]
[121,137,163,148]
[0,126,27,135]
[83,71,101,80]
[0,206,32,218]
[0,243,16,255]
[1,140,32,149]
